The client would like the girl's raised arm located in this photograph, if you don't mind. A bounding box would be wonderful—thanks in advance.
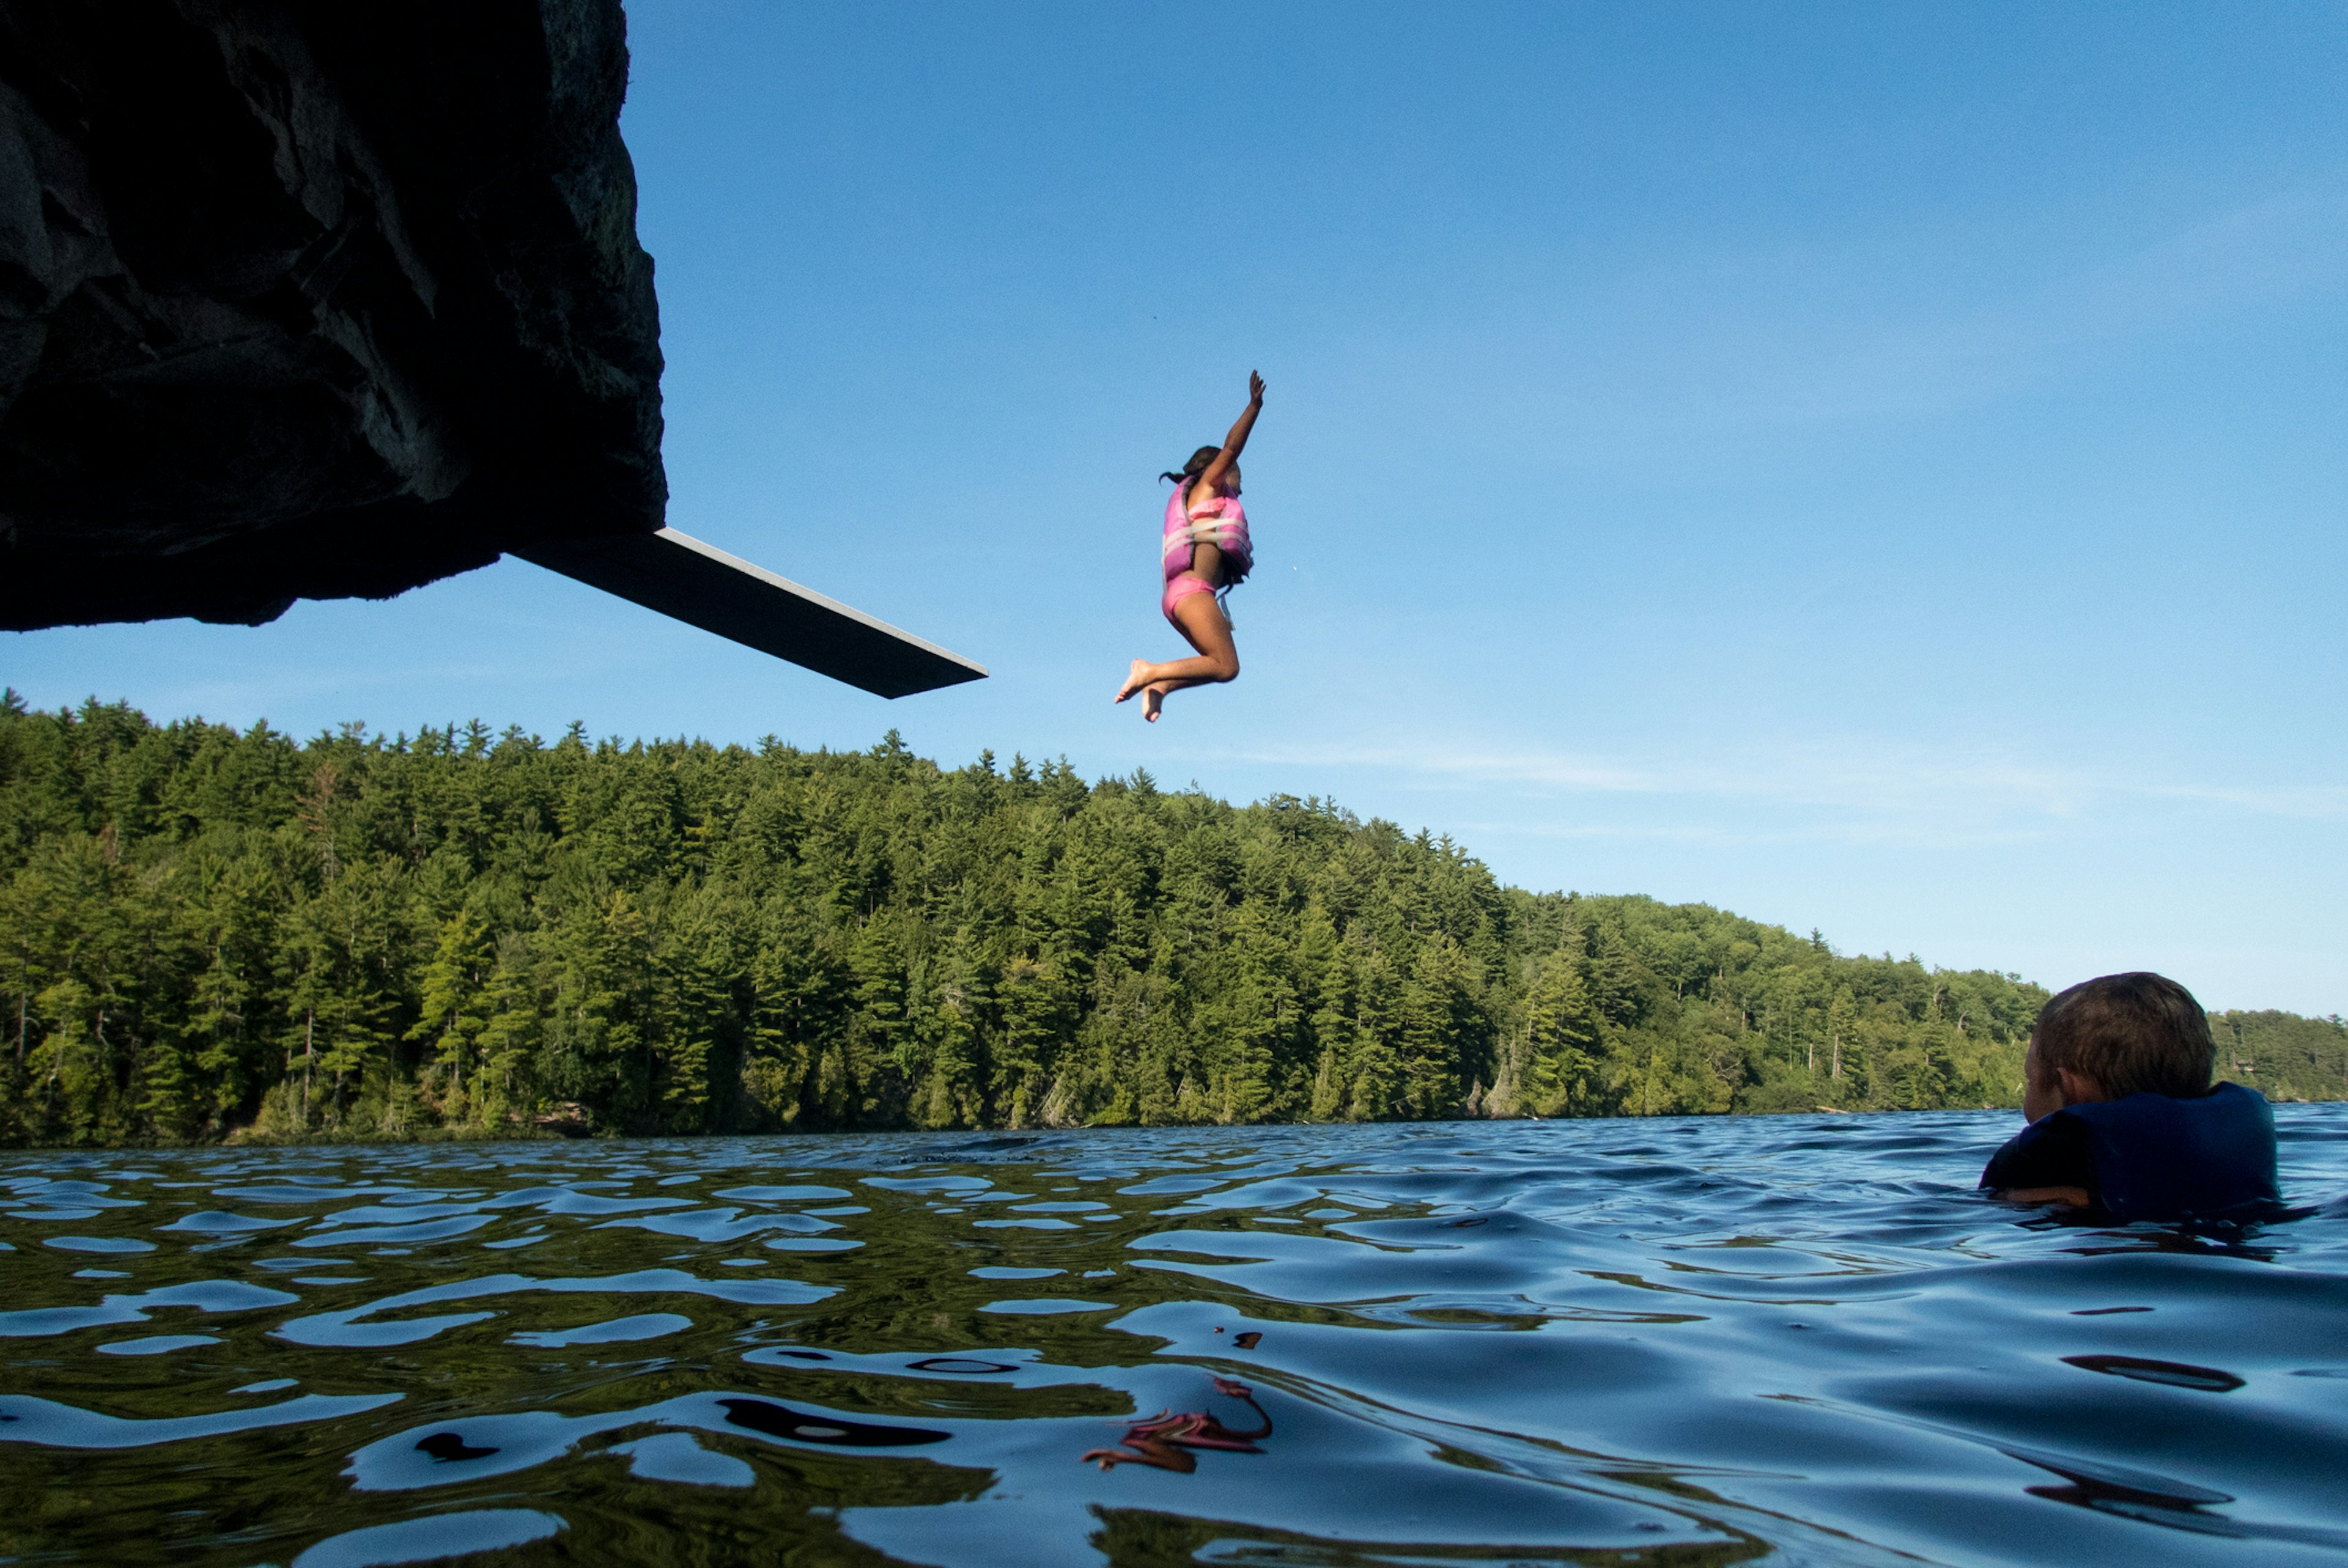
[1196,372,1266,494]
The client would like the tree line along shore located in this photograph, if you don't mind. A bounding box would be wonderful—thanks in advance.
[3,695,2341,1147]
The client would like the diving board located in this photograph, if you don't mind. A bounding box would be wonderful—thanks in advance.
[517,528,988,699]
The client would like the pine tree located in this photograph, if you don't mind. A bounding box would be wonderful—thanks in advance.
[1826,988,1857,1090]
[408,909,493,1124]
[1521,949,1597,1116]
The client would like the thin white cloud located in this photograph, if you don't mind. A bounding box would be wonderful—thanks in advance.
[2135,782,2348,819]
[1182,734,2348,850]
[1332,179,2348,472]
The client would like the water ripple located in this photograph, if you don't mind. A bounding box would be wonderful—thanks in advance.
[1,1108,2343,1565]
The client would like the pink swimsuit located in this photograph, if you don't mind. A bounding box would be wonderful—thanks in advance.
[1161,480,1253,625]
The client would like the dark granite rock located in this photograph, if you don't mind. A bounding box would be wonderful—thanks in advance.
[0,0,664,628]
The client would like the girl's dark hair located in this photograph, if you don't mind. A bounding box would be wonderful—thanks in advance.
[1159,446,1222,485]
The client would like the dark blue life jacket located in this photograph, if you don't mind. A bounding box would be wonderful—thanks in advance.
[1979,1081,2279,1223]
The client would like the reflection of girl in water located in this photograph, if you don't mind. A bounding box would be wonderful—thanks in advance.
[1080,1377,1271,1472]
[1115,372,1264,723]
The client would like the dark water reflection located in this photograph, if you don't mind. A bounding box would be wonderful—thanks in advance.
[5,1107,2347,1566]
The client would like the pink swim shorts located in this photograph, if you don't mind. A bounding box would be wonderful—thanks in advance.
[1161,572,1219,626]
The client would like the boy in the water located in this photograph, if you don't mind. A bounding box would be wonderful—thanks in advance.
[1982,971,2279,1222]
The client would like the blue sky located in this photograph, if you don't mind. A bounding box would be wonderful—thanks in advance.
[10,2,2346,1012]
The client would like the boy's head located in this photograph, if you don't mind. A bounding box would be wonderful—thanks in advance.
[2025,971,2214,1116]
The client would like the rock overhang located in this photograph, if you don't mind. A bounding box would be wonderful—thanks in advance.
[0,0,981,697]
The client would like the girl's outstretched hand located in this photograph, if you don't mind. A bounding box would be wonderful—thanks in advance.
[1248,370,1265,405]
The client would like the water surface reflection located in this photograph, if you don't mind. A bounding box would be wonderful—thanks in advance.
[4,1108,2346,1565]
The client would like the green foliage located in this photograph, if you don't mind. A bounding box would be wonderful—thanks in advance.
[1,695,2331,1146]
[2210,1010,2348,1104]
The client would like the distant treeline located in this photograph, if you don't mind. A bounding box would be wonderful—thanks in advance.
[1,696,2338,1146]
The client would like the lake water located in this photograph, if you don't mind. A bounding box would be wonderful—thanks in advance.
[4,1106,2346,1567]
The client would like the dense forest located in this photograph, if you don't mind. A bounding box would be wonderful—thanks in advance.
[2,695,2339,1146]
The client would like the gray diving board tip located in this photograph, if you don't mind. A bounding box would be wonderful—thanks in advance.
[516,528,988,699]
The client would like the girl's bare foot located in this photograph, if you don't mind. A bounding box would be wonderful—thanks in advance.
[1143,684,1167,723]
[1115,658,1153,704]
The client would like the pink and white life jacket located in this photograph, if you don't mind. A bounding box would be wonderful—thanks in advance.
[1162,480,1253,586]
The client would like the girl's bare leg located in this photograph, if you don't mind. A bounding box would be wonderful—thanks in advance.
[1117,589,1238,721]
[1118,542,1233,704]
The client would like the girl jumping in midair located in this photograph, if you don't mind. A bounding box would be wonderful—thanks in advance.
[1115,371,1264,722]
